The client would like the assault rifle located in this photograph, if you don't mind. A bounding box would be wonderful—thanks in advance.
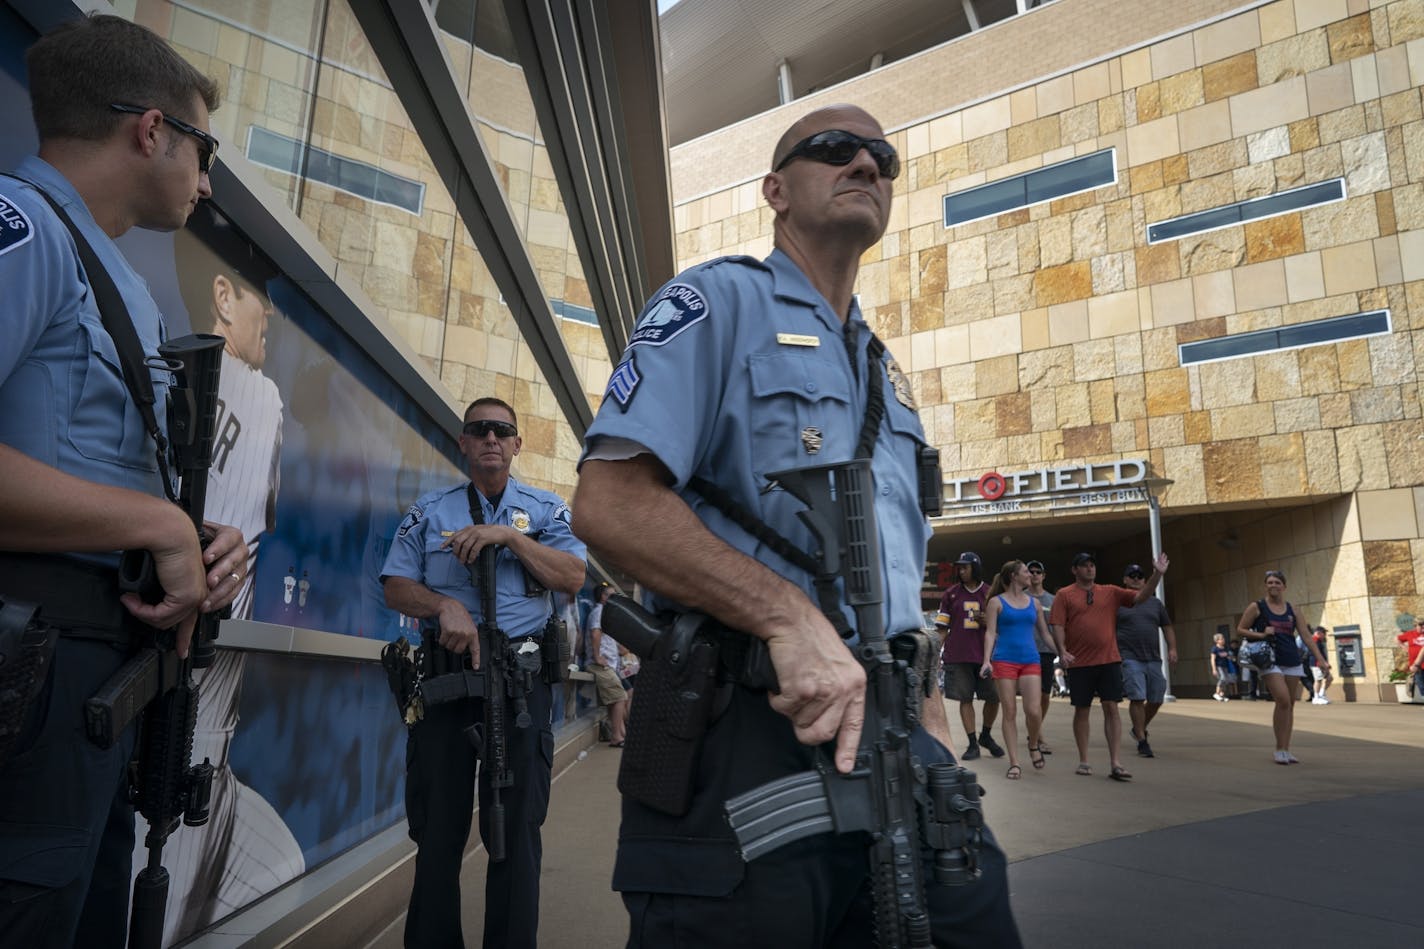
[85,334,226,949]
[464,544,519,863]
[723,458,984,949]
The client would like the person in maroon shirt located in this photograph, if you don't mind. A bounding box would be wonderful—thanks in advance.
[936,552,1003,760]
[1048,551,1168,782]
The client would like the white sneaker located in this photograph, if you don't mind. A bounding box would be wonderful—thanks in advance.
[1315,696,1330,704]
[1285,752,1300,763]
[1273,750,1291,765]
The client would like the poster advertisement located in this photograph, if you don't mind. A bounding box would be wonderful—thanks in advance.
[122,205,463,944]
[0,16,462,942]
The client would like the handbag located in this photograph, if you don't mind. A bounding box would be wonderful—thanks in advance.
[1239,638,1276,670]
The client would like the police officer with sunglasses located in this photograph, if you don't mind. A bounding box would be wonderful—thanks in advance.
[0,16,247,948]
[574,105,1021,946]
[381,398,586,949]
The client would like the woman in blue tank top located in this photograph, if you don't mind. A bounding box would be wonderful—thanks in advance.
[981,560,1054,778]
[1236,570,1332,765]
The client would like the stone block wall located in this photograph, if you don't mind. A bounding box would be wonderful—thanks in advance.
[672,0,1424,694]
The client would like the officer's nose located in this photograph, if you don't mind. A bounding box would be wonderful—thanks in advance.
[846,146,880,181]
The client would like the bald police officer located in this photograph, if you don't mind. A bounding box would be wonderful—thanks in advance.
[0,15,247,948]
[382,397,586,949]
[574,104,1020,947]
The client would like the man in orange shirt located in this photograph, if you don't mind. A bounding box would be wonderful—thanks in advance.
[1048,551,1169,782]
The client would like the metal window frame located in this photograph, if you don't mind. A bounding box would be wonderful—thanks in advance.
[244,125,427,216]
[1147,178,1346,244]
[1178,309,1392,366]
[943,147,1117,228]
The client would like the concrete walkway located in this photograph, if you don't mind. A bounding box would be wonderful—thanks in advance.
[365,698,1423,947]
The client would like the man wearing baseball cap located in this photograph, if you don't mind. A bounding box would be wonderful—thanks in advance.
[1047,551,1169,781]
[936,551,1003,760]
[1115,563,1176,758]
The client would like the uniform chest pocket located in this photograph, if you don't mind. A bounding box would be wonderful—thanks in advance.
[425,536,469,590]
[746,352,854,473]
[69,317,157,471]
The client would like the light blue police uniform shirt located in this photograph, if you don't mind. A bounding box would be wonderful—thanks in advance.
[582,248,933,638]
[380,477,586,638]
[0,159,171,560]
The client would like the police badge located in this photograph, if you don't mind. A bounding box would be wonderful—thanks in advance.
[511,509,532,533]
[886,358,916,410]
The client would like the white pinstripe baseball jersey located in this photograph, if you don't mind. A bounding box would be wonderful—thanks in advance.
[208,348,282,620]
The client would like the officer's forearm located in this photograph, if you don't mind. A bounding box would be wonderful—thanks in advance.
[503,531,585,593]
[0,445,193,555]
[382,575,460,621]
[574,457,818,642]
[921,677,953,749]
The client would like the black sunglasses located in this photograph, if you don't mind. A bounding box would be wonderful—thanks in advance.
[773,129,901,180]
[111,103,218,173]
[1126,572,1145,580]
[1028,567,1044,574]
[463,419,518,439]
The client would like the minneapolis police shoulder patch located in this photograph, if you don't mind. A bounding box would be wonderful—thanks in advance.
[628,282,708,348]
[0,194,35,259]
[395,504,423,538]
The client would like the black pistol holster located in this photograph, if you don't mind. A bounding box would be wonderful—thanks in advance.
[540,614,570,684]
[603,596,727,817]
[0,598,57,771]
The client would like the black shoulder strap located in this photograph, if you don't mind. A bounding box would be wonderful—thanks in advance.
[465,483,485,526]
[856,334,887,460]
[684,330,892,641]
[5,175,175,501]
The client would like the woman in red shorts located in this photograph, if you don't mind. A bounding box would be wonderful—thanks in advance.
[980,560,1053,778]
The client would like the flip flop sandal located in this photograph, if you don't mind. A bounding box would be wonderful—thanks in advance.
[1109,766,1132,782]
[1075,763,1092,776]
[1006,765,1022,780]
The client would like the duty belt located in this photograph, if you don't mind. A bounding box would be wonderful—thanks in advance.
[0,553,138,644]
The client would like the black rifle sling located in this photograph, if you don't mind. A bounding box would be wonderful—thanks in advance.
[466,483,486,527]
[686,331,891,641]
[4,175,176,502]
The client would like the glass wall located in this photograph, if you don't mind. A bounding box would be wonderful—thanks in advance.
[123,0,606,497]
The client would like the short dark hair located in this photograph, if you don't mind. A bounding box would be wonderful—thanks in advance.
[26,14,220,144]
[466,397,518,428]
[175,203,277,332]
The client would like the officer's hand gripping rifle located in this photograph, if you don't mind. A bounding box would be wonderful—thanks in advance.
[83,334,226,949]
[723,458,984,949]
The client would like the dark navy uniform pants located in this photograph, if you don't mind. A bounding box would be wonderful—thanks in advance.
[403,677,553,949]
[0,636,137,949]
[615,684,1021,948]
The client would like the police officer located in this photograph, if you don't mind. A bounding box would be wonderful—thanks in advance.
[0,15,246,948]
[573,105,1021,946]
[381,397,586,949]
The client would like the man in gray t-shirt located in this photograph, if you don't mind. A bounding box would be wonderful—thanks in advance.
[1115,564,1177,758]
